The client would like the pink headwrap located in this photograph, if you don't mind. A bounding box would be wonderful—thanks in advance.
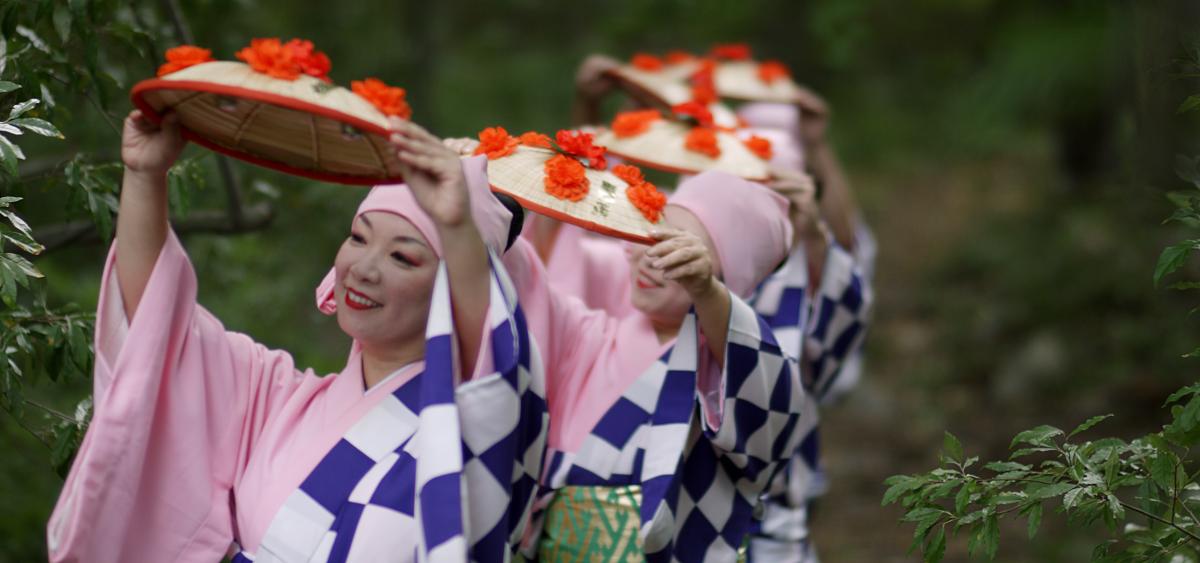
[667,171,793,298]
[314,154,511,314]
[737,102,803,142]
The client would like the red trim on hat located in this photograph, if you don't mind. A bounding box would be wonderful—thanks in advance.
[130,78,404,186]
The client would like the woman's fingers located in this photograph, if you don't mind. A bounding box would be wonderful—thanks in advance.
[646,235,691,258]
[652,245,703,270]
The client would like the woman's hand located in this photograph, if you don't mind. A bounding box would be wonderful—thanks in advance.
[388,117,471,228]
[794,85,830,149]
[769,167,825,245]
[121,110,185,178]
[645,228,720,298]
[575,54,621,100]
[442,137,479,157]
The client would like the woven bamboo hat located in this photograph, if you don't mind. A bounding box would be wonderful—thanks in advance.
[603,53,740,129]
[131,40,412,185]
[594,105,772,181]
[477,128,667,244]
[713,60,809,105]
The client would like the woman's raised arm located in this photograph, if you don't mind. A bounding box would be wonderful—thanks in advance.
[115,110,185,320]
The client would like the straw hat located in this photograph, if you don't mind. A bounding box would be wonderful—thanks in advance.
[480,129,666,244]
[712,61,809,105]
[594,106,771,181]
[131,41,410,185]
[603,56,740,129]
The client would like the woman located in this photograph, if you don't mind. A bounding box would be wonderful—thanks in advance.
[496,170,814,562]
[46,111,546,562]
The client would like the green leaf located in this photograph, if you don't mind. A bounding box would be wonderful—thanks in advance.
[1149,453,1176,491]
[1178,95,1200,115]
[882,475,924,506]
[1105,493,1125,522]
[7,97,38,119]
[1154,240,1200,286]
[955,481,973,514]
[1,208,32,235]
[4,233,44,255]
[1164,383,1200,406]
[52,5,70,42]
[0,81,18,93]
[0,133,22,177]
[943,431,964,463]
[924,525,946,563]
[1069,414,1113,438]
[984,461,1030,473]
[1026,502,1042,538]
[1031,482,1076,499]
[1011,425,1064,449]
[10,117,61,138]
[1063,486,1086,509]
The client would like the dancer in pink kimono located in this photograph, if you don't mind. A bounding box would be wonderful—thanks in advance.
[47,111,547,563]
[495,171,814,562]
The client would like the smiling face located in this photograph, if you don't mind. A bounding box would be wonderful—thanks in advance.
[333,211,439,356]
[627,205,721,327]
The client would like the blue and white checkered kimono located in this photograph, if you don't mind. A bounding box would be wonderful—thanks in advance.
[745,241,872,563]
[233,255,547,563]
[524,295,810,562]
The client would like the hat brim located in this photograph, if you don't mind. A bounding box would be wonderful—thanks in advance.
[596,121,771,182]
[131,61,404,186]
[487,146,662,245]
[714,62,806,104]
[603,65,741,129]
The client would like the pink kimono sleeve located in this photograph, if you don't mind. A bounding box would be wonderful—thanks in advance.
[47,231,305,563]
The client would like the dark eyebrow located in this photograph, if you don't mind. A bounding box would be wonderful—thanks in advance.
[358,215,373,229]
[393,235,427,248]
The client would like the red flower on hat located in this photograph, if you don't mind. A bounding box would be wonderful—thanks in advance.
[236,38,332,82]
[672,100,715,129]
[555,130,607,170]
[611,109,661,138]
[352,78,412,118]
[157,45,214,77]
[710,43,752,60]
[627,180,667,222]
[519,131,553,149]
[612,163,645,186]
[665,50,694,65]
[474,126,520,160]
[744,135,773,160]
[285,39,332,82]
[685,127,721,158]
[758,60,790,84]
[631,53,664,71]
[689,59,718,105]
[544,154,590,201]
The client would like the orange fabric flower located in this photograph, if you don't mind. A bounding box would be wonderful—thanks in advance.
[689,59,718,105]
[236,38,301,80]
[473,126,519,159]
[236,38,332,81]
[665,50,694,64]
[744,135,773,160]
[612,163,645,186]
[544,154,590,201]
[672,101,715,129]
[285,39,332,81]
[157,45,214,77]
[631,53,663,71]
[627,181,667,223]
[352,78,412,118]
[611,109,661,138]
[758,60,790,84]
[710,43,752,60]
[555,130,607,170]
[685,127,721,158]
[519,131,552,148]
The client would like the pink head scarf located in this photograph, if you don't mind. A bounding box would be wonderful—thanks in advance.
[737,102,802,141]
[667,171,793,298]
[314,154,511,314]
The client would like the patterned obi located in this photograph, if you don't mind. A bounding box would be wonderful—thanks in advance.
[538,485,645,562]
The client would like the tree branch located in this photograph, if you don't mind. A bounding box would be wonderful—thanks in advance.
[32,202,275,253]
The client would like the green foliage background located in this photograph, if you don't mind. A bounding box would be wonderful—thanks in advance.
[1,0,1197,561]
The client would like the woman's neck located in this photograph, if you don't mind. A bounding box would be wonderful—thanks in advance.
[649,318,681,345]
[360,345,424,389]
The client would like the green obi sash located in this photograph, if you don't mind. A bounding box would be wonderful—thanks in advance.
[536,485,748,562]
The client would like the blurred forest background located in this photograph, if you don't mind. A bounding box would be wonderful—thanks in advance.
[1,0,1198,561]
